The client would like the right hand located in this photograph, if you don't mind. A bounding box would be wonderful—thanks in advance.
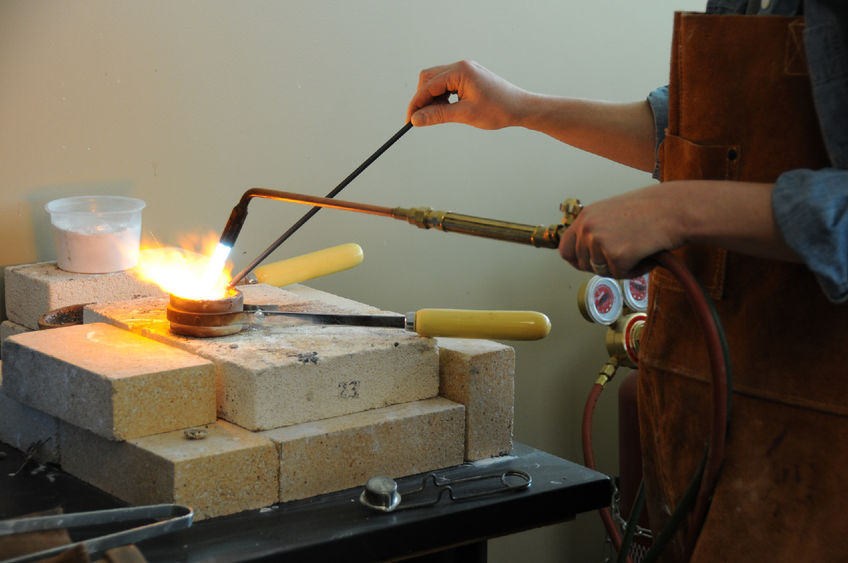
[406,60,531,129]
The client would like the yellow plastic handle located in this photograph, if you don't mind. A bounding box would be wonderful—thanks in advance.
[412,309,551,340]
[253,243,364,287]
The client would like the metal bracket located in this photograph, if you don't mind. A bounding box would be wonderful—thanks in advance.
[359,470,532,513]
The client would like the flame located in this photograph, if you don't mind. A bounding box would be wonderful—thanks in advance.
[133,232,233,300]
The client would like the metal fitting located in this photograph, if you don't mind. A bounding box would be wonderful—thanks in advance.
[605,313,647,369]
[560,198,583,227]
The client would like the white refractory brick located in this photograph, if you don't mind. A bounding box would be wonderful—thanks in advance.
[60,420,278,520]
[436,337,515,460]
[84,284,440,431]
[1,320,31,359]
[4,262,165,330]
[261,397,465,502]
[2,323,216,441]
[0,364,60,464]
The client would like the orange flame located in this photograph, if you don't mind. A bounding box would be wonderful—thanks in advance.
[133,233,232,300]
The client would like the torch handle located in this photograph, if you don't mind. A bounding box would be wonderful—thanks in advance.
[411,309,551,340]
[253,243,364,287]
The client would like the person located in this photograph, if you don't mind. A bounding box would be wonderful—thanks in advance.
[406,1,848,561]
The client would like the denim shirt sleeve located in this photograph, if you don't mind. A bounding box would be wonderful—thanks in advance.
[773,169,848,303]
[773,1,848,303]
[647,85,669,180]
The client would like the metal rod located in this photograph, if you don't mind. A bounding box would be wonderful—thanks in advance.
[228,121,413,287]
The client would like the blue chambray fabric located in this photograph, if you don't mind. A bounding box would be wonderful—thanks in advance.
[646,86,668,181]
[773,169,848,302]
[649,0,848,302]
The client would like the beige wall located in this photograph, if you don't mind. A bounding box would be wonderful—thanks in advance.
[0,1,704,560]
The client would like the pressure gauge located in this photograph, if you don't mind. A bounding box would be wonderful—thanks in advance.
[621,273,650,312]
[578,276,624,326]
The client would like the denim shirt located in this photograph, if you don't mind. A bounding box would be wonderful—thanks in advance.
[648,0,848,302]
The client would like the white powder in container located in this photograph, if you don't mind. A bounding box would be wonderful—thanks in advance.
[53,226,140,273]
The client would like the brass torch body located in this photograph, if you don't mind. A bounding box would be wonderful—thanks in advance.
[391,207,564,248]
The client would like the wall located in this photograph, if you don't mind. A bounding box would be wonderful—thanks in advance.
[0,1,704,560]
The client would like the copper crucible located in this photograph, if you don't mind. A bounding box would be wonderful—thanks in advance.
[166,289,245,337]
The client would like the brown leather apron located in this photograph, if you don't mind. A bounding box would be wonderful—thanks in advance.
[638,12,848,562]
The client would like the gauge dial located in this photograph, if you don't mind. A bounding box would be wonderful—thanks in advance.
[578,275,623,325]
[622,273,650,312]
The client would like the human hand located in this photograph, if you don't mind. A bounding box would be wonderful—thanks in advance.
[558,184,685,279]
[406,60,531,129]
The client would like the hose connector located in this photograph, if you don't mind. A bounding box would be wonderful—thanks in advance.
[596,356,620,387]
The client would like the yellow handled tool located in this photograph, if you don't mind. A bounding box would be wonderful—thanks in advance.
[251,243,364,287]
[412,309,550,340]
[243,305,551,341]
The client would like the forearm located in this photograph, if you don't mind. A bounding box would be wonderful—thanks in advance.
[560,179,800,279]
[408,61,658,172]
[670,180,800,262]
[518,95,657,173]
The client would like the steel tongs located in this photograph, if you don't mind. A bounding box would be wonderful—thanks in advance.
[0,504,193,563]
[244,305,552,340]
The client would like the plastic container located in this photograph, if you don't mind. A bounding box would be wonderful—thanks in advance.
[45,195,146,273]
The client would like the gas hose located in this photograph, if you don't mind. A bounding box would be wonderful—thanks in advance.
[581,251,731,563]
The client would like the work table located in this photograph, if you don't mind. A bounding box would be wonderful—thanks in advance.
[0,442,610,562]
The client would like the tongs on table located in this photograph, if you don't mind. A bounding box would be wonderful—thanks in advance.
[0,504,193,563]
[245,305,552,340]
[231,244,551,340]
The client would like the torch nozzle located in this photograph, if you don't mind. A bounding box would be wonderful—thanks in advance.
[218,201,250,250]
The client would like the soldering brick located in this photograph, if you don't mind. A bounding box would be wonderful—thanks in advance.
[4,261,165,330]
[0,320,31,359]
[85,284,440,431]
[60,420,278,520]
[2,323,216,441]
[0,366,60,464]
[436,337,515,460]
[261,397,465,502]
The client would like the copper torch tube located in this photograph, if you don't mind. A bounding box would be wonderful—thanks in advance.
[237,188,397,218]
[269,188,565,248]
[228,187,564,250]
[223,187,572,288]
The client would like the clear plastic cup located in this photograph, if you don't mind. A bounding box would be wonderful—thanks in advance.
[45,195,146,273]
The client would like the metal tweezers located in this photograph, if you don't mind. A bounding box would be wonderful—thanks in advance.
[0,504,193,563]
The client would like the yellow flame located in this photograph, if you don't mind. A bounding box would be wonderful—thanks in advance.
[132,233,233,300]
